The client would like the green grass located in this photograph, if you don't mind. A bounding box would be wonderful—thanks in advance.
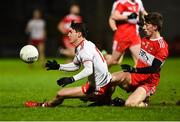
[0,58,180,121]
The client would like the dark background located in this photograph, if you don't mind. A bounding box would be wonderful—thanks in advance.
[0,0,180,57]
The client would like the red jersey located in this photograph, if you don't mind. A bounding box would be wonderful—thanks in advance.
[61,14,82,33]
[115,0,140,37]
[112,0,145,52]
[131,37,169,88]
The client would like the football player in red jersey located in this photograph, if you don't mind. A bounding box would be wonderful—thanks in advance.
[105,0,147,67]
[58,4,82,57]
[111,12,168,107]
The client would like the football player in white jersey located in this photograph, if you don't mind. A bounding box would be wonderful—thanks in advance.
[26,9,46,66]
[25,22,112,107]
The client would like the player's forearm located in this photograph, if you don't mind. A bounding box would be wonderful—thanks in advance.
[109,17,117,31]
[135,58,162,74]
[135,66,160,74]
[59,62,80,71]
[73,61,93,81]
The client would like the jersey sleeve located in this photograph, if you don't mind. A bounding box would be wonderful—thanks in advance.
[111,1,119,14]
[115,2,125,14]
[79,48,94,63]
[73,48,94,81]
[59,62,80,71]
[73,61,93,81]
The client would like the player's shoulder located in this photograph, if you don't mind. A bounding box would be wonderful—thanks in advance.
[141,37,167,47]
[77,40,95,58]
[83,40,95,49]
[117,0,127,4]
[65,14,80,20]
[153,37,168,50]
[27,19,36,26]
[156,37,168,49]
[36,19,45,24]
[78,40,94,53]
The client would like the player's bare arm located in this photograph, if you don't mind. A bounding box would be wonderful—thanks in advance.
[109,16,117,31]
[111,10,128,21]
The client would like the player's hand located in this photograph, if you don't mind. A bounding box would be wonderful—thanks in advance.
[121,64,136,73]
[57,77,75,87]
[45,60,60,70]
[127,12,138,19]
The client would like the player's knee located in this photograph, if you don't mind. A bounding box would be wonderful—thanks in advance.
[57,90,65,98]
[125,100,138,107]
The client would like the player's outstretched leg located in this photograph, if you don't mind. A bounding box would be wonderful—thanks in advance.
[24,101,44,107]
[25,86,86,108]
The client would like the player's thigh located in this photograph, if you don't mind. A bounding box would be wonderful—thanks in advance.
[111,71,131,89]
[126,86,147,105]
[129,44,140,59]
[58,86,86,98]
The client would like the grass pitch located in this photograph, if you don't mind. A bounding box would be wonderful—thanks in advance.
[0,57,180,121]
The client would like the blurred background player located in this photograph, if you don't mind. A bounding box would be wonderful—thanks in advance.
[111,12,168,107]
[58,4,82,57]
[25,9,46,67]
[105,0,147,67]
[25,22,112,107]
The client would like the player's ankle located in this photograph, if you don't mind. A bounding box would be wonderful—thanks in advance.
[42,102,51,107]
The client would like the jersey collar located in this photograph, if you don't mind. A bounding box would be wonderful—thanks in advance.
[150,37,163,41]
[76,40,84,48]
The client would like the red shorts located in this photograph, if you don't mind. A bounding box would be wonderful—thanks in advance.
[29,39,44,46]
[113,32,141,53]
[63,36,75,48]
[82,82,111,96]
[129,74,158,96]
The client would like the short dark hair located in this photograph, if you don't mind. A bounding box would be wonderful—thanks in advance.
[70,21,88,38]
[144,12,163,31]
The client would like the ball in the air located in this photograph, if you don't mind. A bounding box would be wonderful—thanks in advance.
[20,45,39,63]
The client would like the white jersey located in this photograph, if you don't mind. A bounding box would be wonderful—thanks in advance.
[27,19,45,39]
[59,40,111,89]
